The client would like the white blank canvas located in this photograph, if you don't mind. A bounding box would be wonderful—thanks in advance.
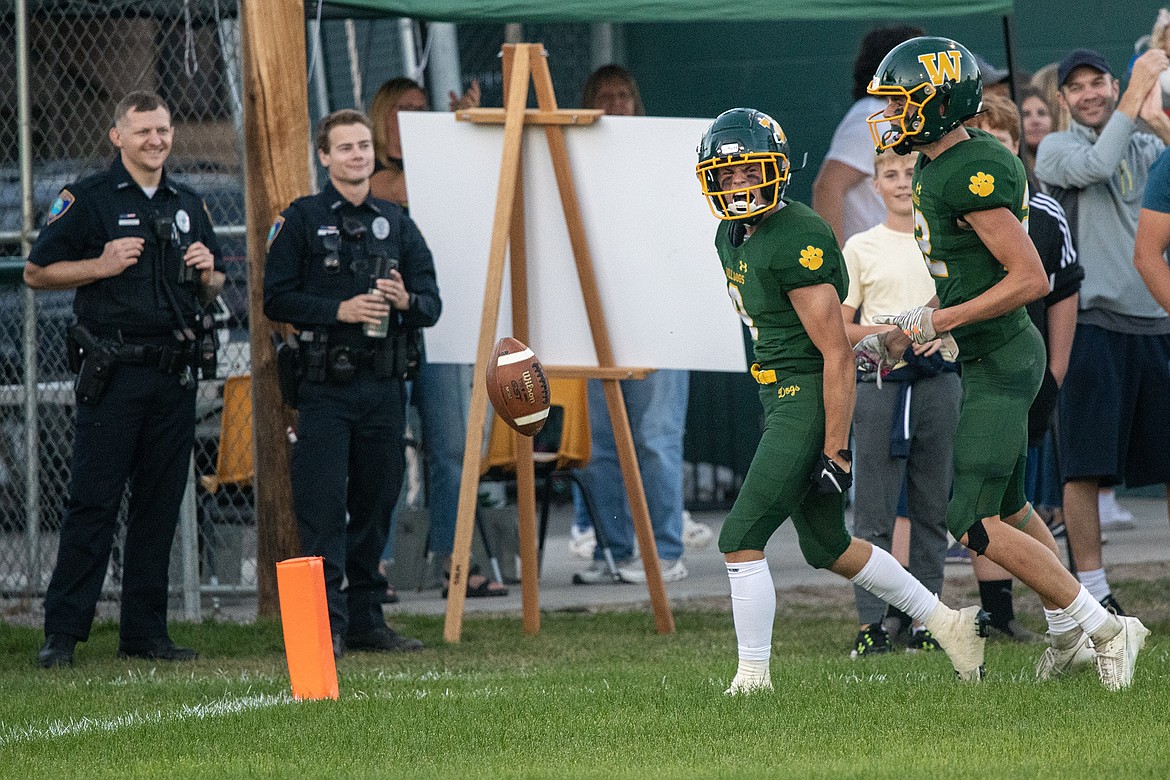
[399,112,748,372]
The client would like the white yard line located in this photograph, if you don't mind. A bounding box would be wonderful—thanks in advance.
[0,692,294,747]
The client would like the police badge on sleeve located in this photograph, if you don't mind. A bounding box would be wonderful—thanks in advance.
[47,189,75,225]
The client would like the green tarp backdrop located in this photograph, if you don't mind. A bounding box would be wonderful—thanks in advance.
[322,0,1014,23]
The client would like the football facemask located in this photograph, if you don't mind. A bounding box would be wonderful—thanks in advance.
[697,155,788,222]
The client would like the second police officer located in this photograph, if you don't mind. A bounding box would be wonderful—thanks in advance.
[264,109,440,657]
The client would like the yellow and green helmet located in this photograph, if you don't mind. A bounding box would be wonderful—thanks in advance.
[696,108,791,224]
[866,36,983,154]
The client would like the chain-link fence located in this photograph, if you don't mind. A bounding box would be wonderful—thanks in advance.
[1,3,685,616]
[0,0,252,610]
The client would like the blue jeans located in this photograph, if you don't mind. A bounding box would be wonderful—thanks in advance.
[574,370,689,562]
[381,361,472,562]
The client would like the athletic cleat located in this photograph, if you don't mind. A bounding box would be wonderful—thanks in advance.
[1093,615,1150,691]
[927,605,990,682]
[850,623,893,658]
[724,671,774,696]
[1035,628,1095,680]
[988,619,1043,643]
[906,627,939,653]
[1099,593,1128,617]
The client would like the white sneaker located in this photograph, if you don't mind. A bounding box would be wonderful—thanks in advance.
[1035,628,1095,680]
[1093,615,1151,691]
[682,511,714,550]
[724,671,773,696]
[1098,491,1135,530]
[569,525,597,560]
[925,605,990,682]
[617,557,688,583]
[571,559,624,585]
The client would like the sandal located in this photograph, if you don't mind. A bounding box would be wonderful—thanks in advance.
[441,572,509,599]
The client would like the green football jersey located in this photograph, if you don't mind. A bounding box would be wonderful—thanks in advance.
[714,199,848,377]
[912,127,1032,360]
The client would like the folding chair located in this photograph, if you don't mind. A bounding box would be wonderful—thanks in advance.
[481,376,614,575]
[197,374,254,584]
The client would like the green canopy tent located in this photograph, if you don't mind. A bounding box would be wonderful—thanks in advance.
[315,0,1023,98]
[317,0,1013,23]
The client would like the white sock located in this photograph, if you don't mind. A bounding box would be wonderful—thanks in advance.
[849,544,939,623]
[726,558,775,663]
[1076,568,1110,601]
[1063,585,1117,639]
[1044,607,1079,635]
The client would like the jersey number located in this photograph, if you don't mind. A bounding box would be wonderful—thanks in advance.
[727,283,758,341]
[913,207,948,278]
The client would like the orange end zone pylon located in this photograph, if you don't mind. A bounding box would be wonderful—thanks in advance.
[276,556,339,700]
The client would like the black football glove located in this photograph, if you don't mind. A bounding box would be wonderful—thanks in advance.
[812,450,852,495]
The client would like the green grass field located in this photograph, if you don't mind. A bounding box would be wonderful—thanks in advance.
[2,578,1168,779]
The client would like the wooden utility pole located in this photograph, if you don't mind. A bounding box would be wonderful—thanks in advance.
[239,0,309,615]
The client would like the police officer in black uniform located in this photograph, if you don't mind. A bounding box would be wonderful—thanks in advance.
[264,109,439,657]
[26,92,224,667]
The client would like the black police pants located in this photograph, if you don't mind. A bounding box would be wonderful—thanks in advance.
[292,374,406,638]
[43,364,196,642]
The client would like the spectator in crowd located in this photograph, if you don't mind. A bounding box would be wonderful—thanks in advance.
[963,94,1084,643]
[1031,64,1071,134]
[973,53,1014,100]
[813,24,924,245]
[27,92,223,667]
[366,76,507,599]
[697,107,989,694]
[571,64,704,586]
[264,109,439,657]
[1035,47,1170,616]
[1130,8,1170,119]
[869,36,1148,690]
[840,148,958,657]
[1019,85,1055,177]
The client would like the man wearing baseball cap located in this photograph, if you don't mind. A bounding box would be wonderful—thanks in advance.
[1035,47,1170,620]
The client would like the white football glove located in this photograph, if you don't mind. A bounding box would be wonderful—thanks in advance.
[873,306,938,345]
[937,333,960,362]
[854,333,900,387]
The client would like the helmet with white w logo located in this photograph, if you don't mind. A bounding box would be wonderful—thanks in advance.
[866,36,983,154]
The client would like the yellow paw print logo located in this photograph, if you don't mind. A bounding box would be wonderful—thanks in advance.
[968,172,995,197]
[800,245,824,271]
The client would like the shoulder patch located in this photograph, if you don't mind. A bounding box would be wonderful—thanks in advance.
[267,215,285,248]
[46,189,75,225]
[968,172,995,197]
[799,245,824,271]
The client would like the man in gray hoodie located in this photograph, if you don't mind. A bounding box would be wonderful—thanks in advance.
[1036,47,1170,617]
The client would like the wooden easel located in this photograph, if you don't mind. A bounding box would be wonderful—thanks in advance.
[442,43,675,642]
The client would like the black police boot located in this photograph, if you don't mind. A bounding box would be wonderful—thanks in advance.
[38,634,77,668]
[346,625,423,653]
[118,637,199,661]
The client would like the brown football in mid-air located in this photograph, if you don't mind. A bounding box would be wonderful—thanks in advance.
[485,337,551,436]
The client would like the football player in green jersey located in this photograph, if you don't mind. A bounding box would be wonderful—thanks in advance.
[697,108,989,695]
[867,36,1149,690]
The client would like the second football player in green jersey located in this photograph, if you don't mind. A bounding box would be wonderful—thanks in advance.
[868,35,1148,690]
[912,126,1032,358]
